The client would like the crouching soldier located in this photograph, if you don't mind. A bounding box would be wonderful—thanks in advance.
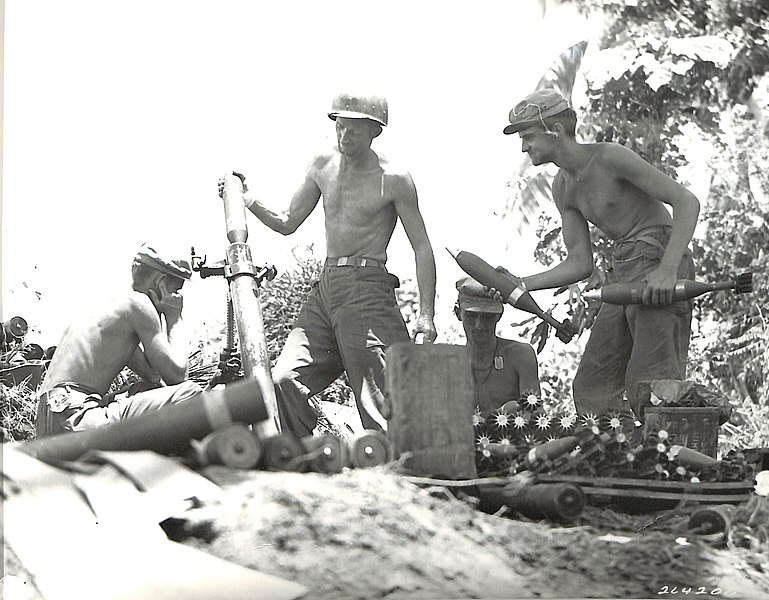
[35,244,202,438]
[456,276,541,418]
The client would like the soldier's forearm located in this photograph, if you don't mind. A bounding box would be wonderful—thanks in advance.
[128,347,161,383]
[245,196,295,235]
[523,257,593,292]
[660,201,699,274]
[166,318,191,378]
[415,256,436,317]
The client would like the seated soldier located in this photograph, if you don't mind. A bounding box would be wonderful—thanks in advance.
[35,244,202,438]
[455,277,541,418]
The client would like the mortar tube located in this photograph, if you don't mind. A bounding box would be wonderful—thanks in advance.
[225,242,281,437]
[221,172,281,437]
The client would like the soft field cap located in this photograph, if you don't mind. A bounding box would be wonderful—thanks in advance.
[456,276,504,314]
[135,244,192,280]
[503,88,570,135]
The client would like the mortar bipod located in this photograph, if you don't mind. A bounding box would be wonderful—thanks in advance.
[190,246,277,389]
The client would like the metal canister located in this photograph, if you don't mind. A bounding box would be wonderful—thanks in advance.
[301,434,349,474]
[348,430,392,468]
[687,504,736,539]
[195,424,261,469]
[261,432,308,472]
[2,316,28,343]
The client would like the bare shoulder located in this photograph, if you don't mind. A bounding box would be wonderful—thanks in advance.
[378,153,408,177]
[552,170,570,206]
[124,291,160,324]
[592,141,646,169]
[307,149,336,175]
[379,154,416,197]
[499,338,536,358]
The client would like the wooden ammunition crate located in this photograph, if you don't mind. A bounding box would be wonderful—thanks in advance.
[643,406,721,457]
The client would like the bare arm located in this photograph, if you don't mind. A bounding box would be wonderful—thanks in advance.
[393,173,437,342]
[517,345,541,397]
[521,174,595,291]
[131,286,189,385]
[127,346,161,384]
[608,145,700,304]
[242,162,322,235]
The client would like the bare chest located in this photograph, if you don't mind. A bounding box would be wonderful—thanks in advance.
[320,168,393,223]
[563,169,644,235]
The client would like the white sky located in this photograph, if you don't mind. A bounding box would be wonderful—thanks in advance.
[2,0,592,344]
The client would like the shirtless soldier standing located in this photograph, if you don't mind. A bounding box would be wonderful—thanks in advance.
[497,88,700,424]
[35,245,202,437]
[229,93,437,436]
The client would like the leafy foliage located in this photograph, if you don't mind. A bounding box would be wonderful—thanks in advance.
[688,129,769,409]
[260,247,322,365]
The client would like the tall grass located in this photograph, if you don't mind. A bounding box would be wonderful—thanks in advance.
[1,382,37,442]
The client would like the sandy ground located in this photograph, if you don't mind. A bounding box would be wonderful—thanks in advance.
[167,465,768,600]
[4,401,767,600]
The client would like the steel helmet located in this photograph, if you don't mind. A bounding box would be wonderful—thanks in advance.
[328,93,388,127]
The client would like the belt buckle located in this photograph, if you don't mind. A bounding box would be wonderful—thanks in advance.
[337,257,349,267]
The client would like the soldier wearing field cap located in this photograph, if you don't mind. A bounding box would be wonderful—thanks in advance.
[490,87,700,424]
[221,93,437,436]
[456,277,540,417]
[35,244,202,437]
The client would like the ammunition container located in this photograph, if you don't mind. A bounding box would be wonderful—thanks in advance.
[197,424,261,469]
[687,504,736,538]
[348,431,392,468]
[261,433,308,472]
[301,434,349,474]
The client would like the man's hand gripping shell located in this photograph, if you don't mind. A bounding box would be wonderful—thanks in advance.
[217,171,249,199]
[413,314,437,344]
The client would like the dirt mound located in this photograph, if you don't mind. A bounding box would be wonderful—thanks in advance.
[171,467,769,600]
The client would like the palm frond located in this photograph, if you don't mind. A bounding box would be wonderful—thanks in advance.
[501,40,589,238]
[536,40,589,104]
